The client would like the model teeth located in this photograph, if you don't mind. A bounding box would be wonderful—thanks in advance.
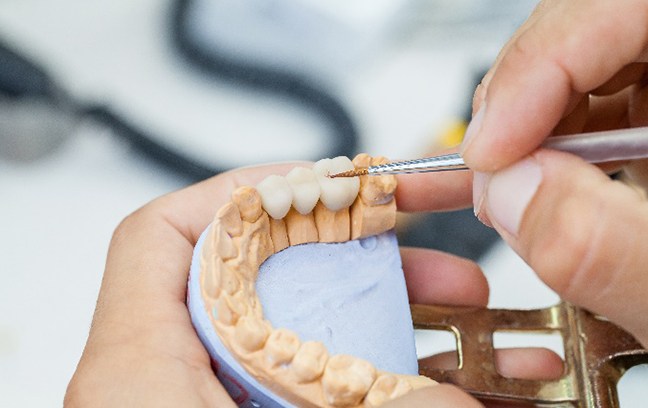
[203,255,221,299]
[322,355,377,406]
[216,293,245,325]
[235,316,270,352]
[285,167,320,215]
[291,341,329,383]
[216,258,239,295]
[264,328,300,368]
[256,175,293,220]
[213,223,237,260]
[216,202,243,237]
[365,375,413,407]
[313,157,360,211]
[232,186,263,223]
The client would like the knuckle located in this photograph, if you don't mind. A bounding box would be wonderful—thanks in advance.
[507,28,544,65]
[110,199,165,248]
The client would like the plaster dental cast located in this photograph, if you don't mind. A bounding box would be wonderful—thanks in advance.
[188,155,433,407]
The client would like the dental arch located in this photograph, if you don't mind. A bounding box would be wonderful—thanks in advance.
[200,154,435,407]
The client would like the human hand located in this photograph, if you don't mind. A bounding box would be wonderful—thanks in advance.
[63,161,523,407]
[462,0,648,172]
[459,0,648,348]
[389,171,564,408]
[62,165,315,407]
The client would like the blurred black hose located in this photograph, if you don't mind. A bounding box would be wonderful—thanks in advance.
[0,2,361,182]
[0,41,55,99]
[0,39,222,180]
[170,0,359,162]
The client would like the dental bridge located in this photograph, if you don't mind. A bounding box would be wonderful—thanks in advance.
[193,154,648,407]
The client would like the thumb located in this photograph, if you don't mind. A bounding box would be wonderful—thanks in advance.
[461,0,648,172]
[383,385,483,408]
[474,150,648,346]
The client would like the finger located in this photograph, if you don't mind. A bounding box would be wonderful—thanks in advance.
[92,163,305,339]
[473,0,554,113]
[401,247,489,307]
[592,63,648,96]
[68,343,237,408]
[629,75,648,127]
[461,0,648,172]
[395,169,473,212]
[420,347,563,380]
[491,348,563,380]
[624,158,648,191]
[623,79,648,189]
[474,150,648,347]
[161,162,310,243]
[384,384,484,408]
[551,94,589,136]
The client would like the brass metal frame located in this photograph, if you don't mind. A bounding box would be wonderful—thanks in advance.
[412,302,648,407]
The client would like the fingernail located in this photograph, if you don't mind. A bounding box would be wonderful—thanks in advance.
[485,157,542,237]
[460,103,486,155]
[472,171,491,225]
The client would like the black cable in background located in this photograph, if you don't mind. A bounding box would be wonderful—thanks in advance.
[82,105,222,181]
[0,41,54,99]
[0,1,360,182]
[170,0,359,161]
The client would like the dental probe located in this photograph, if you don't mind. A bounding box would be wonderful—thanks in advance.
[329,126,648,178]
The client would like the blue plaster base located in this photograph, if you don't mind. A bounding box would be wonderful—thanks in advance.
[188,227,417,407]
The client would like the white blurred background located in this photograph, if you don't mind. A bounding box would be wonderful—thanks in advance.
[0,0,645,406]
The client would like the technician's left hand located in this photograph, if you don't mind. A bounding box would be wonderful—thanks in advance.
[65,163,503,407]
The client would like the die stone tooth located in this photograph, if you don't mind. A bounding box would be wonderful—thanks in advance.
[313,201,350,243]
[364,375,413,407]
[215,292,246,325]
[284,208,318,246]
[313,157,360,211]
[285,166,321,215]
[213,256,239,295]
[256,175,293,220]
[235,316,270,352]
[269,217,289,252]
[291,341,329,383]
[247,292,265,320]
[202,254,221,300]
[264,328,301,368]
[349,154,397,239]
[231,186,263,223]
[213,222,237,260]
[216,202,243,237]
[360,156,397,205]
[350,197,396,240]
[321,355,377,407]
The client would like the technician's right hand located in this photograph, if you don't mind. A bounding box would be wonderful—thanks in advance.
[465,0,648,351]
[392,1,648,405]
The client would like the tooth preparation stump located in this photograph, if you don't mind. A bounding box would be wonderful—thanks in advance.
[188,155,436,407]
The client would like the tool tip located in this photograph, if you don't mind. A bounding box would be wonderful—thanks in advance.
[328,168,368,178]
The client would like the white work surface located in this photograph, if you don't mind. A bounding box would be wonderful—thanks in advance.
[0,1,645,407]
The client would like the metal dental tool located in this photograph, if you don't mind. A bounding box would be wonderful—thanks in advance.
[329,126,648,178]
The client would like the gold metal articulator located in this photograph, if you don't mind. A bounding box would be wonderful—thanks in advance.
[412,302,648,407]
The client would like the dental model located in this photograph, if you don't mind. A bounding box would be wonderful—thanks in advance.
[188,154,436,407]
